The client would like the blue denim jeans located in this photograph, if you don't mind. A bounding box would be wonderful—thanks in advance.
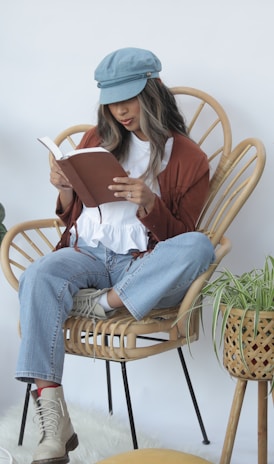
[16,231,215,384]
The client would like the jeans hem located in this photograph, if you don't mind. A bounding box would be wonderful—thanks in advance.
[15,372,62,384]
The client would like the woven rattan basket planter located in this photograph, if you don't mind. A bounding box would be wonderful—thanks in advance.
[221,305,274,381]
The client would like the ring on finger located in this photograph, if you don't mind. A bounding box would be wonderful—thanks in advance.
[127,191,132,199]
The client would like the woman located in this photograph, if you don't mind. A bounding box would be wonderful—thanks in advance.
[17,47,215,464]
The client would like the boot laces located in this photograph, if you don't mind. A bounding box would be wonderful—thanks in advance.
[34,397,65,438]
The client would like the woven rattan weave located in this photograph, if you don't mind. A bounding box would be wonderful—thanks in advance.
[222,307,274,381]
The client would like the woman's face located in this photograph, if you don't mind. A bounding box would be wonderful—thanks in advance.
[108,97,148,140]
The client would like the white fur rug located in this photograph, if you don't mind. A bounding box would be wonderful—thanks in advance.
[0,402,159,464]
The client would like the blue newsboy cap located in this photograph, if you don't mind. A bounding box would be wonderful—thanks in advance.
[94,47,162,105]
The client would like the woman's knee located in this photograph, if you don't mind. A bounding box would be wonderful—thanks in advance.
[174,231,215,264]
[190,231,215,266]
[19,253,60,288]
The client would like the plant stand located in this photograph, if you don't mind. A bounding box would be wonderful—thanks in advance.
[219,379,270,464]
[219,307,274,464]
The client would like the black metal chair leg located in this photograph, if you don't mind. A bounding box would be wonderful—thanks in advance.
[18,382,32,446]
[120,362,138,449]
[104,335,113,415]
[105,360,113,415]
[177,347,210,444]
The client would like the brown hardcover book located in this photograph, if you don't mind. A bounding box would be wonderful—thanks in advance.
[38,136,128,207]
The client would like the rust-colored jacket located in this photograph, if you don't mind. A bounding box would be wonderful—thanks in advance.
[55,127,209,251]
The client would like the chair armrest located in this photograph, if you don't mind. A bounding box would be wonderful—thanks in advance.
[175,236,232,336]
[0,218,64,291]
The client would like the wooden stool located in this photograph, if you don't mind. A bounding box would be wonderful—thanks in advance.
[97,448,213,463]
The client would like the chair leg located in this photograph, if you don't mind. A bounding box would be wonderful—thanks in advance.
[105,360,113,415]
[104,335,113,415]
[120,362,138,449]
[18,383,32,446]
[177,347,210,444]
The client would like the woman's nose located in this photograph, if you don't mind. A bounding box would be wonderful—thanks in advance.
[116,103,128,115]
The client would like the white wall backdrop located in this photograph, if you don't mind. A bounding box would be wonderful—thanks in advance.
[0,1,273,463]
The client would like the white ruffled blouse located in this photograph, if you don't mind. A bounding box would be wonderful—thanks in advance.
[70,133,173,253]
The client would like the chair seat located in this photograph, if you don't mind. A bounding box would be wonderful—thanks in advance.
[64,305,197,361]
[97,448,213,463]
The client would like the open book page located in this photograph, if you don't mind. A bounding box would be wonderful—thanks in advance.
[38,136,128,207]
[37,136,109,159]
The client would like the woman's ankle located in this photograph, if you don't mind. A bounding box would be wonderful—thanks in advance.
[35,379,60,389]
[106,289,123,308]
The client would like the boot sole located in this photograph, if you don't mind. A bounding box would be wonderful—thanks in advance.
[32,433,79,464]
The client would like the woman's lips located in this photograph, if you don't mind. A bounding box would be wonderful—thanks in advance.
[120,118,133,126]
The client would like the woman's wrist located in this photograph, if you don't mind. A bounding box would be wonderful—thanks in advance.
[143,195,155,214]
[58,189,74,211]
[137,196,155,218]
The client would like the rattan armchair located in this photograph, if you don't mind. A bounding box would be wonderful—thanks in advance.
[0,87,266,450]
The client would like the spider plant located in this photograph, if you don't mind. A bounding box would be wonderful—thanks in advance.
[0,203,7,244]
[196,255,274,390]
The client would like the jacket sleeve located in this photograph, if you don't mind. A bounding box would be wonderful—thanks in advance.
[138,135,210,241]
[139,170,209,241]
[55,126,101,224]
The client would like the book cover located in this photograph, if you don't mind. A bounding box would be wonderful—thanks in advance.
[38,136,128,207]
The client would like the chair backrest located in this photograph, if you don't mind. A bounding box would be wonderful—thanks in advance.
[171,87,265,247]
[53,124,94,150]
[197,137,265,247]
[171,86,232,163]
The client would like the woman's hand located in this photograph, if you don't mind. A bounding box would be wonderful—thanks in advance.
[49,155,74,210]
[108,176,155,214]
[50,156,73,191]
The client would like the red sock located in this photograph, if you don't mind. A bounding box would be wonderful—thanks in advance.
[37,385,59,396]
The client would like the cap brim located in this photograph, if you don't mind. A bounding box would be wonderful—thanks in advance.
[99,78,147,105]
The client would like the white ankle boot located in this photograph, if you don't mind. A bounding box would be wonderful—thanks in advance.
[31,386,78,464]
